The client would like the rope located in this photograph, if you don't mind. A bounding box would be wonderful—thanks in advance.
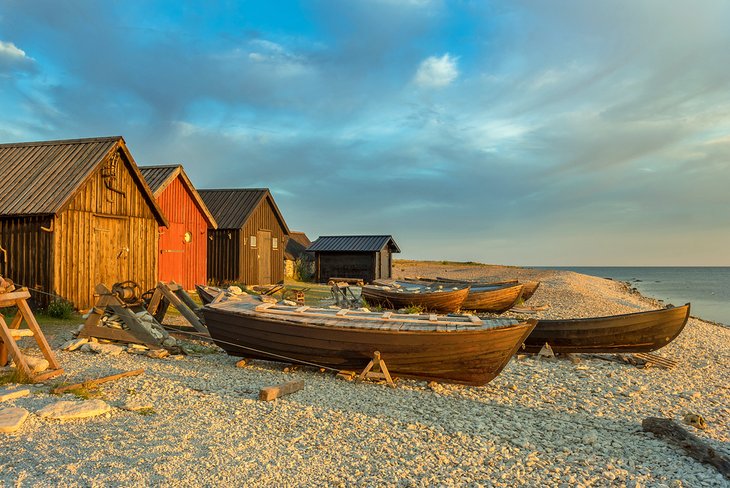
[9,283,66,300]
[162,325,342,373]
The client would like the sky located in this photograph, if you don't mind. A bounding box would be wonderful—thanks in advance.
[1,0,729,266]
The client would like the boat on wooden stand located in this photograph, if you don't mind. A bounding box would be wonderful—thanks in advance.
[382,279,523,314]
[361,283,470,313]
[202,296,537,386]
[524,303,691,354]
[409,276,541,302]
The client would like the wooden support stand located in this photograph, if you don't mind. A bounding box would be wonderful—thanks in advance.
[358,351,396,388]
[146,281,208,334]
[79,284,164,349]
[0,288,64,382]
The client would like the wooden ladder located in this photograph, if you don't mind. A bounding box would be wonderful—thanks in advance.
[0,288,64,382]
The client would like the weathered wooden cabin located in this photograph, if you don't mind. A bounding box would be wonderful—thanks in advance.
[199,189,290,285]
[139,165,217,290]
[284,231,312,278]
[307,235,401,283]
[0,136,167,309]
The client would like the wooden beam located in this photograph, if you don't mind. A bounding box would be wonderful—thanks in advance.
[52,368,145,395]
[108,305,164,348]
[157,283,207,334]
[259,379,304,401]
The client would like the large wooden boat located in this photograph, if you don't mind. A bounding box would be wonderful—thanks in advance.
[523,303,691,353]
[429,276,541,302]
[195,285,223,305]
[388,279,523,313]
[361,283,470,313]
[202,296,537,385]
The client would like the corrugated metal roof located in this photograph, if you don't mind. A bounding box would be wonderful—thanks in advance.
[307,235,401,253]
[139,165,179,194]
[140,164,218,228]
[199,189,290,233]
[0,136,121,215]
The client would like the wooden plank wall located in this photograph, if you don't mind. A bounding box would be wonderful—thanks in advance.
[0,216,53,307]
[207,197,287,286]
[53,149,159,309]
[240,197,287,285]
[155,176,208,289]
[316,252,376,283]
[207,229,240,284]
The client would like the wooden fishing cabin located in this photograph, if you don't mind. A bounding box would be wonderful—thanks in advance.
[139,165,218,290]
[307,235,401,284]
[0,136,167,309]
[199,189,290,286]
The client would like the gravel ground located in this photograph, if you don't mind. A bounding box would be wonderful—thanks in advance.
[1,263,728,487]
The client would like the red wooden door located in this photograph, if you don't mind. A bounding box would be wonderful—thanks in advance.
[159,222,185,285]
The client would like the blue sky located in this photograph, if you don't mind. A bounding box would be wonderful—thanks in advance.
[1,0,729,265]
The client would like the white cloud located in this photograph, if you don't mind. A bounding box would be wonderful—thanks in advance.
[0,40,32,61]
[413,54,458,88]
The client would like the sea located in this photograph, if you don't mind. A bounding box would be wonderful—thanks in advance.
[533,267,730,327]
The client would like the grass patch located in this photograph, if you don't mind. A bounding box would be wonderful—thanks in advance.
[403,304,424,314]
[46,299,75,319]
[135,407,157,416]
[0,368,34,385]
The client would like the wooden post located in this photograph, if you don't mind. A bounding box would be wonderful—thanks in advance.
[259,380,304,401]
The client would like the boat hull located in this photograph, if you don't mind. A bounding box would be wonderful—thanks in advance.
[524,304,691,353]
[433,277,540,302]
[203,305,536,386]
[195,285,222,305]
[462,284,524,313]
[361,286,469,313]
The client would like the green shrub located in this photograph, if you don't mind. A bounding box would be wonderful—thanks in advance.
[46,299,74,319]
[294,256,314,282]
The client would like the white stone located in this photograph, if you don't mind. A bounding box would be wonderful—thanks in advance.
[60,338,88,351]
[24,356,49,373]
[0,407,29,433]
[0,388,30,402]
[86,343,124,356]
[37,399,111,420]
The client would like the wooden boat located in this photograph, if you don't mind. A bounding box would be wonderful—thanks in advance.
[361,283,469,313]
[430,276,541,302]
[202,296,537,385]
[386,279,523,313]
[523,303,691,353]
[195,285,224,305]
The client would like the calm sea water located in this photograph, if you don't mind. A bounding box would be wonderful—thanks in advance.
[535,267,730,326]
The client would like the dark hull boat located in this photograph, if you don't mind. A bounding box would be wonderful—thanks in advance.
[361,284,470,313]
[203,296,537,386]
[523,303,691,354]
[195,285,223,305]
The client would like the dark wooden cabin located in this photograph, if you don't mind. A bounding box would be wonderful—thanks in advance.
[284,231,312,278]
[0,136,167,309]
[199,189,290,286]
[140,165,218,290]
[307,235,401,283]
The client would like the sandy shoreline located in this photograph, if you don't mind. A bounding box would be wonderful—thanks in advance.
[1,263,729,487]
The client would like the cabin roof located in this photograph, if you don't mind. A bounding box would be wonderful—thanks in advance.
[139,164,218,228]
[0,136,167,225]
[198,188,290,233]
[284,231,312,260]
[307,235,401,253]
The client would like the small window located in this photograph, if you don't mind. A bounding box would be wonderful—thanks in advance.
[250,235,257,247]
[272,238,278,249]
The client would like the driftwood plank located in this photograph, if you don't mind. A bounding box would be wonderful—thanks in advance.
[642,417,730,479]
[52,369,145,394]
[259,380,304,401]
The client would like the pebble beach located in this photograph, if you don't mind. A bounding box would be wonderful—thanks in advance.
[1,262,729,487]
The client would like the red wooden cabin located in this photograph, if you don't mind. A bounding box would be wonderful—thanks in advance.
[140,165,217,289]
